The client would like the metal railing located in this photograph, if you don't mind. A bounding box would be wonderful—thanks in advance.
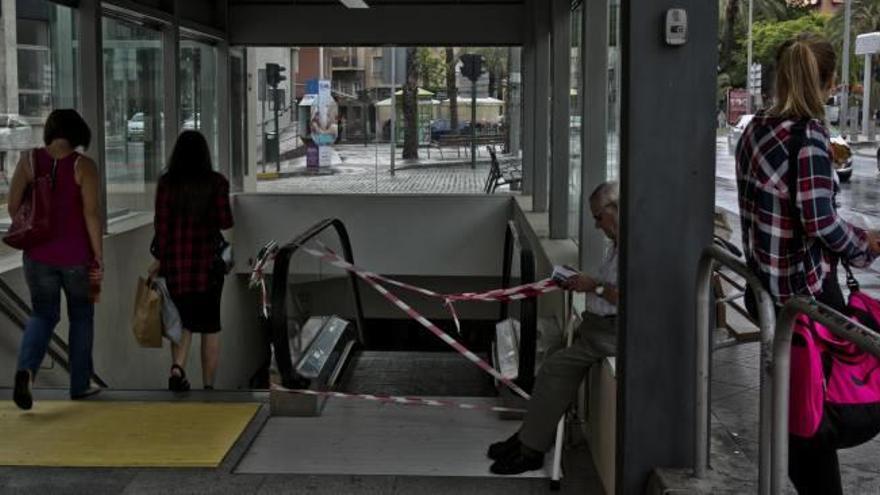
[770,297,880,493]
[270,218,366,389]
[695,244,775,494]
[500,220,538,393]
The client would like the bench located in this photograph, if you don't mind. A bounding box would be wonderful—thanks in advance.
[428,133,506,160]
[484,145,522,193]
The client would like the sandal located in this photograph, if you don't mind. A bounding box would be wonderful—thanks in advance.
[168,364,191,392]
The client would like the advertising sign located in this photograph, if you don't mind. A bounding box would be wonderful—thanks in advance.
[309,79,337,168]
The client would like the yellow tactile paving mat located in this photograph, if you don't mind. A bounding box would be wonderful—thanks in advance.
[0,401,259,467]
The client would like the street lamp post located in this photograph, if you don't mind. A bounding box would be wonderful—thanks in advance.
[746,0,754,113]
[841,0,853,136]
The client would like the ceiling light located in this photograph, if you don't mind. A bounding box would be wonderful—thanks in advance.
[340,0,369,8]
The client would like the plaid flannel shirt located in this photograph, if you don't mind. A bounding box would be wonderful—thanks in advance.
[153,172,234,295]
[736,112,873,303]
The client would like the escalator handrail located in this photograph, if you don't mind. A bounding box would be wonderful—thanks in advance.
[0,278,108,388]
[500,220,538,393]
[270,218,366,388]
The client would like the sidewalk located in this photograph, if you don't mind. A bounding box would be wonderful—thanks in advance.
[257,143,506,180]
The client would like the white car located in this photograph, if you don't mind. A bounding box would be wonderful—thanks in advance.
[726,113,852,183]
[727,114,754,155]
[127,112,145,141]
[0,114,34,152]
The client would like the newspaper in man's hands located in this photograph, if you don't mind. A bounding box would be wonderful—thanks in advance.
[551,265,580,284]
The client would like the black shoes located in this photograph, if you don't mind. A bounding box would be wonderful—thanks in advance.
[489,446,545,475]
[13,370,32,410]
[71,387,102,400]
[487,432,545,475]
[487,432,521,461]
[168,364,191,392]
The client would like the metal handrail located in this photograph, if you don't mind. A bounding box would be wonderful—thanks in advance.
[695,244,775,495]
[500,220,538,393]
[770,297,880,493]
[270,218,366,389]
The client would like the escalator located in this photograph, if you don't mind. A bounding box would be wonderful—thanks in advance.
[259,218,539,415]
[239,218,554,481]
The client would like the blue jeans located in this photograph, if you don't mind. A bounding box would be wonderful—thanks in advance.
[17,256,94,396]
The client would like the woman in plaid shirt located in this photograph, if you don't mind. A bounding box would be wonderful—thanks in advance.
[152,131,234,392]
[736,34,880,494]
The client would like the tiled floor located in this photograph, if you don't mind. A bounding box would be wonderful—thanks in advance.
[710,341,880,493]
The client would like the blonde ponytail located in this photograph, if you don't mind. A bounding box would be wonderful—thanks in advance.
[770,34,836,120]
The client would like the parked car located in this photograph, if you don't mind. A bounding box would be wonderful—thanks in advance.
[127,112,145,141]
[0,114,34,152]
[727,114,754,155]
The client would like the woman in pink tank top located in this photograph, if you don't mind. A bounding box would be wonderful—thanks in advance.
[7,109,103,410]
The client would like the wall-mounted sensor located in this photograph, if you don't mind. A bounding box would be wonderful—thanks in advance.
[665,8,688,46]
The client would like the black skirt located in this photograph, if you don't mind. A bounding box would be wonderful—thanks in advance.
[171,281,223,334]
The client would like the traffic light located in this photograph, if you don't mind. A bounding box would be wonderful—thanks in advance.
[459,54,483,82]
[266,63,287,88]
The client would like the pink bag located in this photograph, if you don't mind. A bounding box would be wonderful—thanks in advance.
[789,271,880,438]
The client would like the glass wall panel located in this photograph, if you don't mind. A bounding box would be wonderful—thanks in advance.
[607,0,621,181]
[568,5,582,241]
[180,39,219,164]
[246,45,516,195]
[102,16,164,216]
[1,0,78,209]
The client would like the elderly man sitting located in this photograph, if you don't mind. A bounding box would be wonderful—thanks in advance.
[487,181,620,475]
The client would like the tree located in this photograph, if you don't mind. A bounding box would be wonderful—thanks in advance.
[403,47,419,160]
[718,0,810,88]
[445,47,458,133]
[751,13,827,96]
[826,0,880,85]
[415,48,445,91]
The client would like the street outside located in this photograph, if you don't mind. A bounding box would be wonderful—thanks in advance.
[715,133,880,293]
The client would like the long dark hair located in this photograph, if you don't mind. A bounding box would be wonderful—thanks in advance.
[162,130,214,218]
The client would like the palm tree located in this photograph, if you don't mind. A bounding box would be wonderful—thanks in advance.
[403,47,420,160]
[445,47,459,133]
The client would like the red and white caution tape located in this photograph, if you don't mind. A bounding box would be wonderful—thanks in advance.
[251,240,564,401]
[271,384,526,414]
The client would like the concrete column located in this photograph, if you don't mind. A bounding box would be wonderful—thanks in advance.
[579,0,609,273]
[78,0,106,229]
[616,0,718,492]
[521,2,535,195]
[549,0,570,238]
[532,0,551,212]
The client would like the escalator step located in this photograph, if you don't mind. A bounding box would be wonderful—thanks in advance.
[338,351,496,397]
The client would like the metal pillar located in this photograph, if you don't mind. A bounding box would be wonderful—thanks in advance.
[617,0,717,492]
[532,0,551,213]
[78,0,107,230]
[862,53,872,139]
[390,46,396,175]
[841,0,852,133]
[217,42,231,178]
[507,47,522,155]
[549,0,570,239]
[580,0,609,273]
[521,4,536,195]
[162,12,180,163]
